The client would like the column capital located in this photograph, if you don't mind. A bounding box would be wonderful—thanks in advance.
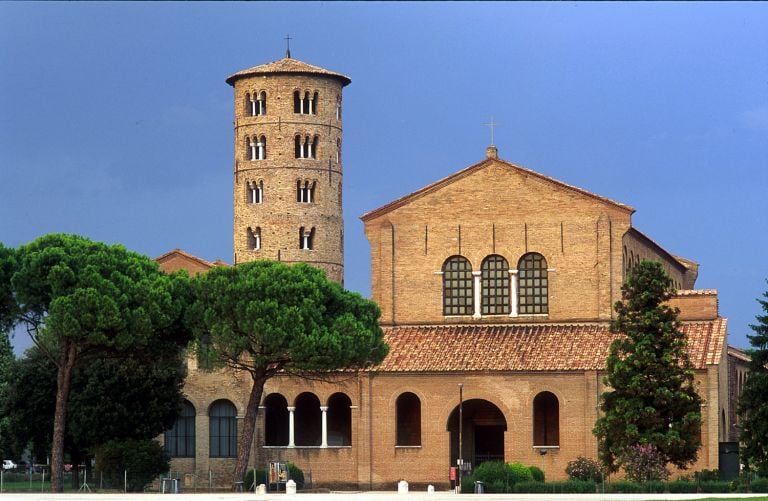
[472,271,482,276]
[508,269,519,275]
[287,406,296,412]
[320,406,329,412]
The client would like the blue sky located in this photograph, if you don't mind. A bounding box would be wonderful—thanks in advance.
[1,2,767,355]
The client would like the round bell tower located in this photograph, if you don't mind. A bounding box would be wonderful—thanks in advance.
[226,55,350,284]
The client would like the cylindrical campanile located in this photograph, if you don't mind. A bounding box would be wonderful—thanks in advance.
[226,56,350,284]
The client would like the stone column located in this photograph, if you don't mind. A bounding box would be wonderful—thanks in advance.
[509,270,519,317]
[320,406,329,448]
[287,406,296,448]
[472,271,482,319]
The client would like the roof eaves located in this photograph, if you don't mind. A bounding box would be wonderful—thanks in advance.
[626,228,689,274]
[154,248,215,269]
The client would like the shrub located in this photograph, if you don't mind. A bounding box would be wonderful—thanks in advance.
[565,456,603,483]
[99,439,170,492]
[287,463,304,489]
[550,480,597,493]
[695,469,720,482]
[529,465,545,482]
[514,480,547,493]
[667,480,697,493]
[508,462,533,484]
[643,481,666,493]
[751,478,768,493]
[605,481,644,493]
[699,480,732,493]
[472,461,508,492]
[460,474,475,493]
[621,444,670,482]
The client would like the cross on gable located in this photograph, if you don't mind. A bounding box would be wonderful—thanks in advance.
[483,116,498,146]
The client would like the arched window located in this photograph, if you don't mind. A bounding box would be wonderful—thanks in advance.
[396,392,421,446]
[533,391,559,447]
[245,92,251,116]
[247,180,263,204]
[327,393,352,446]
[257,91,266,116]
[247,227,261,250]
[209,400,237,458]
[294,135,317,159]
[293,90,317,115]
[294,392,321,446]
[443,256,473,316]
[336,138,341,163]
[165,400,195,457]
[299,226,315,250]
[297,180,316,203]
[336,96,341,120]
[481,255,510,315]
[257,135,266,160]
[263,393,289,446]
[518,253,548,315]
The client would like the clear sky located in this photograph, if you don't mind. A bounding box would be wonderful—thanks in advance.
[2,2,767,355]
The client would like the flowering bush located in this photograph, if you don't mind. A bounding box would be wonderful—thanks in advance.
[565,456,604,483]
[621,444,670,482]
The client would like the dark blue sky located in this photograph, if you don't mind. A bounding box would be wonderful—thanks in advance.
[2,3,767,354]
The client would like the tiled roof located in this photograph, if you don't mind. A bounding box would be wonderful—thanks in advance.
[728,346,751,362]
[226,57,351,86]
[361,156,634,222]
[155,248,215,269]
[375,320,726,372]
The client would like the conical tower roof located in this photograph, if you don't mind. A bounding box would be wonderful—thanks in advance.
[225,57,351,87]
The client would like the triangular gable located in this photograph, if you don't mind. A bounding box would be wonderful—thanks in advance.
[155,248,218,274]
[360,156,635,222]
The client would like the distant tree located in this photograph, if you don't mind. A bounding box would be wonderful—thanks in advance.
[0,329,14,460]
[3,234,191,492]
[189,261,388,483]
[594,261,702,474]
[738,282,768,477]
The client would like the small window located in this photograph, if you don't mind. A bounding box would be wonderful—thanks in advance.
[247,180,263,204]
[442,256,473,316]
[165,400,196,457]
[299,226,315,250]
[294,135,318,159]
[209,400,237,458]
[247,227,261,250]
[294,90,317,115]
[336,138,341,163]
[257,91,266,116]
[248,136,266,160]
[396,392,421,446]
[481,255,510,315]
[297,180,315,203]
[533,392,559,446]
[518,253,548,315]
[336,96,341,120]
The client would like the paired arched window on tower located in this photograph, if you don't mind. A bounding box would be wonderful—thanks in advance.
[247,180,263,204]
[294,90,318,115]
[247,135,267,160]
[295,135,318,159]
[299,227,315,250]
[441,253,549,317]
[297,180,316,203]
[246,91,267,116]
[247,227,261,250]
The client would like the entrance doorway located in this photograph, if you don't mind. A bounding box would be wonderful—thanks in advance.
[447,399,507,468]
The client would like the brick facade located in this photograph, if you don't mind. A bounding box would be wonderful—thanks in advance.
[159,55,738,489]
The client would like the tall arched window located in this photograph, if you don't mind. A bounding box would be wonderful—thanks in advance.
[533,391,559,447]
[209,400,237,458]
[327,393,352,446]
[256,91,266,116]
[247,180,263,204]
[294,392,321,446]
[443,256,473,316]
[396,392,421,446]
[518,253,548,314]
[257,135,266,160]
[299,227,315,250]
[263,393,289,446]
[481,255,510,315]
[297,180,315,203]
[165,400,195,457]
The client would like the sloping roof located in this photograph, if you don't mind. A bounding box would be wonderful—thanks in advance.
[226,57,351,87]
[375,320,726,372]
[361,156,635,222]
[155,248,219,274]
[728,346,751,363]
[626,227,689,274]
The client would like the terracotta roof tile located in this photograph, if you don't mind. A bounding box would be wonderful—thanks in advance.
[375,320,726,373]
[226,57,351,86]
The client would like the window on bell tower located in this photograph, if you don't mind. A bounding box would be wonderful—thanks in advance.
[294,90,318,115]
[297,180,316,203]
[247,136,266,160]
[247,91,267,116]
[294,135,318,159]
[247,227,261,250]
[247,180,263,204]
[299,226,315,250]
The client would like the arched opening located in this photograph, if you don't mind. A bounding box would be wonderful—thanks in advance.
[294,392,321,446]
[396,392,421,446]
[165,399,195,457]
[481,254,510,315]
[442,256,473,315]
[327,393,352,446]
[517,253,548,314]
[263,393,288,446]
[447,399,507,468]
[533,391,559,447]
[209,399,237,458]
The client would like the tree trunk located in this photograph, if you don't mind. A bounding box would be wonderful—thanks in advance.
[233,371,266,484]
[50,342,77,492]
